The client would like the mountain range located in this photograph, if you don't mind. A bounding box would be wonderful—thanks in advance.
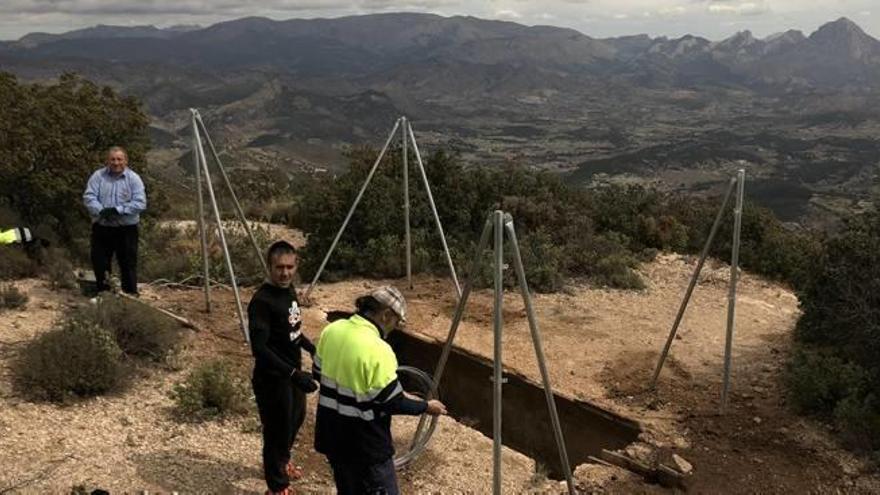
[1,13,879,226]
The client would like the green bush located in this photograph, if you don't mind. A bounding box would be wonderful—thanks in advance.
[170,360,249,421]
[788,211,880,453]
[13,317,126,401]
[0,283,28,310]
[298,148,648,291]
[0,246,36,280]
[138,219,271,286]
[85,296,182,362]
[834,394,880,451]
[786,347,868,414]
[139,221,193,283]
[42,247,77,289]
[0,73,150,243]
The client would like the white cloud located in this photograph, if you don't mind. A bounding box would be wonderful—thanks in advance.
[707,1,769,16]
[495,9,522,19]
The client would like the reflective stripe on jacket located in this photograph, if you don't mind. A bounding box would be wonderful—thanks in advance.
[0,227,31,245]
[313,314,404,463]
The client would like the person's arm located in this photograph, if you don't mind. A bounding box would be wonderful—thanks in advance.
[248,298,295,376]
[83,171,103,217]
[117,173,146,215]
[371,376,428,416]
[367,349,448,416]
[299,333,316,355]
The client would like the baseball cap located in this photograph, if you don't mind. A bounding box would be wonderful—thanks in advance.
[370,286,407,323]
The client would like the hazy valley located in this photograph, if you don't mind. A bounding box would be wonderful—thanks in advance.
[2,13,879,227]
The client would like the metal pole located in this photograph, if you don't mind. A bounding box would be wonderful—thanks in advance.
[503,214,576,495]
[407,214,493,453]
[721,169,745,412]
[194,124,250,344]
[650,177,737,388]
[195,112,269,278]
[402,116,413,289]
[304,118,402,299]
[407,121,462,298]
[190,110,211,313]
[429,214,493,392]
[492,210,504,495]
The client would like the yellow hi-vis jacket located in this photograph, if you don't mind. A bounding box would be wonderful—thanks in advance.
[0,227,32,245]
[313,313,406,463]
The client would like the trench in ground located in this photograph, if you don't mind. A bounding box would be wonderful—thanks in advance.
[388,330,642,479]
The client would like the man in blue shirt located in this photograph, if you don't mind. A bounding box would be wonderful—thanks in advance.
[82,146,147,295]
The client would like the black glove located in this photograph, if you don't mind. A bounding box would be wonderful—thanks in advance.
[291,370,318,393]
[99,207,119,219]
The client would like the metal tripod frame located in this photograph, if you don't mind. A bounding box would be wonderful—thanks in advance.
[303,116,462,300]
[650,169,746,413]
[190,108,269,344]
[426,210,577,495]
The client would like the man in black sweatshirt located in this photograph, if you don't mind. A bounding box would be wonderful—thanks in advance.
[248,240,317,495]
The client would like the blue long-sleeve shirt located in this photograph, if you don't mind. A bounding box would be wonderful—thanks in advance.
[82,167,147,226]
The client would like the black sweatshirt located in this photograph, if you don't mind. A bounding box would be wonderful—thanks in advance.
[248,282,315,378]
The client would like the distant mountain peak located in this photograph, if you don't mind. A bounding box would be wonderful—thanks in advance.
[764,29,805,43]
[811,17,872,41]
[809,16,880,61]
[717,30,757,50]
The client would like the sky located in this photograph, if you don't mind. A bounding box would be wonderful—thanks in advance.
[0,0,877,41]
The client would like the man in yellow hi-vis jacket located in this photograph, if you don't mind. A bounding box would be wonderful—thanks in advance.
[0,226,48,247]
[313,286,447,495]
[0,227,33,245]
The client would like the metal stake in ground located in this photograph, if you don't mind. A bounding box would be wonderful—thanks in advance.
[650,176,737,389]
[404,214,493,462]
[492,210,505,495]
[504,213,576,495]
[190,109,211,313]
[402,116,413,289]
[721,169,746,412]
[195,111,269,278]
[193,122,250,344]
[304,118,401,300]
[407,121,463,299]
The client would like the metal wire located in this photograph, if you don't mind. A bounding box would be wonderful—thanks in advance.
[393,365,440,469]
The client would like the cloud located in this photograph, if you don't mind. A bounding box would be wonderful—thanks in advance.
[0,0,458,16]
[705,0,769,16]
[495,9,522,19]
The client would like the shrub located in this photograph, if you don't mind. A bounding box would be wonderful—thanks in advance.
[789,211,880,452]
[170,360,250,421]
[139,220,271,286]
[0,283,28,310]
[0,246,36,280]
[786,347,868,414]
[82,296,182,362]
[0,73,151,243]
[833,394,880,451]
[13,317,126,401]
[139,221,193,283]
[591,253,645,290]
[42,247,77,289]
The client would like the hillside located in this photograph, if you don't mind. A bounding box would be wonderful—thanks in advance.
[2,254,878,492]
[2,14,879,227]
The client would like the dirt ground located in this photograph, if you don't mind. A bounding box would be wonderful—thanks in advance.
[1,252,879,493]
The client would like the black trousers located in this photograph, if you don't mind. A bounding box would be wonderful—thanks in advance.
[329,457,399,495]
[90,223,139,294]
[253,373,307,492]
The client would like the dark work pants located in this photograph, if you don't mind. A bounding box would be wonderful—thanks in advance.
[90,223,139,294]
[329,458,399,495]
[253,373,307,492]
